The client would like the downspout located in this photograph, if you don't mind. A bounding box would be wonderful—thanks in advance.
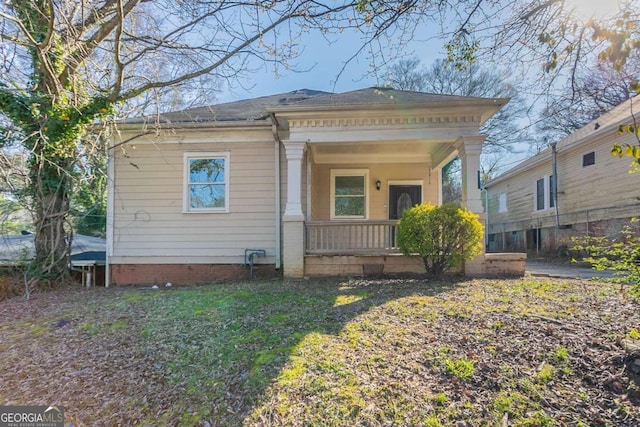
[270,113,282,270]
[550,142,559,228]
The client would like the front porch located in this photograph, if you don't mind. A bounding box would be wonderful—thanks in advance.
[303,220,527,277]
[269,88,506,278]
[304,220,424,275]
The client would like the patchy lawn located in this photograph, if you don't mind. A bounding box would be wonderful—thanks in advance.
[0,277,639,426]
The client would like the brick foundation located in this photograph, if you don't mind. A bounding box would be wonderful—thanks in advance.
[110,263,278,286]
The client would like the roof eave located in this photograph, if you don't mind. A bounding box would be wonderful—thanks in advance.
[115,117,273,131]
[267,97,510,115]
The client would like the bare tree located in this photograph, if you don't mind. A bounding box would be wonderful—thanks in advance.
[537,54,638,142]
[386,58,531,156]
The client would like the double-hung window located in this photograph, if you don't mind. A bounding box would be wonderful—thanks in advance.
[330,169,368,219]
[184,152,230,213]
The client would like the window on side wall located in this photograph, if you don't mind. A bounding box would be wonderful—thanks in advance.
[535,178,545,211]
[498,192,507,213]
[548,175,555,208]
[331,169,368,219]
[184,152,230,213]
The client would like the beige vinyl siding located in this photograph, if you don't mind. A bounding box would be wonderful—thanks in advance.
[487,129,640,234]
[557,132,639,213]
[311,163,439,221]
[111,129,277,265]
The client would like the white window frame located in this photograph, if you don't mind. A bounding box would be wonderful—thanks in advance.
[533,175,554,212]
[330,169,369,220]
[498,192,507,213]
[183,152,230,213]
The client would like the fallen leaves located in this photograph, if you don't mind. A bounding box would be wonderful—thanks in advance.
[0,278,638,426]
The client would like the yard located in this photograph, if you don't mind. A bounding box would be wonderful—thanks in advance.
[0,277,639,426]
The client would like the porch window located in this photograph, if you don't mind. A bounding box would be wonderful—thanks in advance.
[330,169,368,219]
[183,152,230,213]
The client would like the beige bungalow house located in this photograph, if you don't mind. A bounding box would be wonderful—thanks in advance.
[107,87,514,286]
[484,97,640,255]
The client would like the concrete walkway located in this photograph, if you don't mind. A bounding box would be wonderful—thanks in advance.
[525,260,615,279]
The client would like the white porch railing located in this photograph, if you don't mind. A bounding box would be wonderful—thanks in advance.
[305,220,400,254]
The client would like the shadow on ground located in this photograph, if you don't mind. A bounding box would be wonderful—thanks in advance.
[0,276,458,426]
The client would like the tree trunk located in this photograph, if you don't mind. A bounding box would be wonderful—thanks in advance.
[30,157,72,283]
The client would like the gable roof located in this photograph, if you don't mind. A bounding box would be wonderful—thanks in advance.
[485,97,638,188]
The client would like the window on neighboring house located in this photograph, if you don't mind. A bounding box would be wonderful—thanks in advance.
[331,169,368,219]
[498,192,507,213]
[583,151,595,167]
[548,174,555,208]
[535,178,545,211]
[184,152,229,212]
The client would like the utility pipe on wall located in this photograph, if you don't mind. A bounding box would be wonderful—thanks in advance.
[270,114,282,270]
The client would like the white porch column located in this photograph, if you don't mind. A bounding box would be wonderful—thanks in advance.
[456,136,485,214]
[456,136,487,276]
[282,141,306,278]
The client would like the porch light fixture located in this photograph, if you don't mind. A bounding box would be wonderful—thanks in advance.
[376,180,381,190]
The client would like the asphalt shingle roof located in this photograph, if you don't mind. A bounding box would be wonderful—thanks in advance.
[123,87,506,125]
[123,89,330,124]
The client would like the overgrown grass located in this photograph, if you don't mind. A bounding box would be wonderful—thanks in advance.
[0,277,638,426]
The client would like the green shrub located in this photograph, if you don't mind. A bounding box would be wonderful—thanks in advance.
[571,219,640,301]
[397,203,483,278]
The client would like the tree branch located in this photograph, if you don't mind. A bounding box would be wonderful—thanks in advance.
[114,5,305,102]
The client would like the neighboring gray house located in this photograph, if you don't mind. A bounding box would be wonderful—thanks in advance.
[108,87,522,286]
[484,98,640,255]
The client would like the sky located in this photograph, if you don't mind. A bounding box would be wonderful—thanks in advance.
[217,27,447,103]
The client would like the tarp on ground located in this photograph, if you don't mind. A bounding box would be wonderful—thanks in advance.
[0,234,106,265]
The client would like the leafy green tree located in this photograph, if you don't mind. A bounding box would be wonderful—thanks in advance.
[397,203,483,278]
[571,219,640,301]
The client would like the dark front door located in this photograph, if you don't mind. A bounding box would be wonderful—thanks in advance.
[389,185,422,220]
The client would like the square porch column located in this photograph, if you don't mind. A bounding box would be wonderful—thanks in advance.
[456,136,487,276]
[456,136,485,214]
[282,141,306,278]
